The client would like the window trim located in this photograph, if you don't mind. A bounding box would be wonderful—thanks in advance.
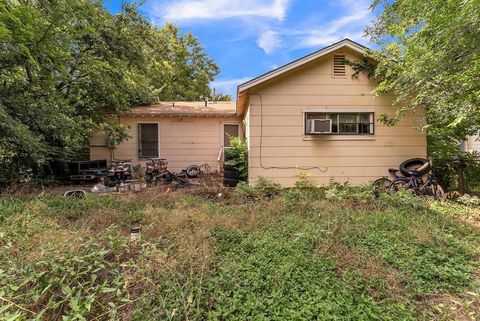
[303,109,375,139]
[220,121,243,148]
[137,122,160,159]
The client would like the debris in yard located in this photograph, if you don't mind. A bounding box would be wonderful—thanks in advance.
[68,160,108,182]
[63,190,87,198]
[105,160,134,187]
[130,226,141,241]
[91,183,113,193]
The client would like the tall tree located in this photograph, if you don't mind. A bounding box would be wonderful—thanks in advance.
[365,0,480,155]
[0,0,219,183]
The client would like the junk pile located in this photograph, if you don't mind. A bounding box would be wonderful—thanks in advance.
[69,158,203,193]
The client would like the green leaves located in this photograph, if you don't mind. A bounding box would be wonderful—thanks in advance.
[224,137,248,179]
[0,1,219,184]
[367,0,480,145]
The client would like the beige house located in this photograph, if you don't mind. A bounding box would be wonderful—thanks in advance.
[237,38,426,186]
[90,38,427,186]
[467,133,480,154]
[90,101,242,172]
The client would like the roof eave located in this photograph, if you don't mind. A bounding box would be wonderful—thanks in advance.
[237,39,368,93]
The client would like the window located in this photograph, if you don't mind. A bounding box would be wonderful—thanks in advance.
[223,124,240,147]
[138,123,159,158]
[333,55,346,77]
[305,112,374,135]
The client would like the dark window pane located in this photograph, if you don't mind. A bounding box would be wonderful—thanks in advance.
[139,124,158,158]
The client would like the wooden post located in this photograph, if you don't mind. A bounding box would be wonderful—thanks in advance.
[456,165,465,195]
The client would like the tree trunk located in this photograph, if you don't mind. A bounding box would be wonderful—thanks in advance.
[456,166,465,194]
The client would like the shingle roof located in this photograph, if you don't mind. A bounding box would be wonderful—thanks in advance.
[125,101,237,117]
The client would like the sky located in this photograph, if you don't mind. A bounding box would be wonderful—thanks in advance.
[103,0,376,97]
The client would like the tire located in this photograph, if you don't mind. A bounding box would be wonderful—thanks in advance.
[186,165,201,178]
[223,164,236,172]
[104,176,116,187]
[223,178,239,187]
[224,169,240,179]
[433,184,446,200]
[389,178,410,194]
[422,184,446,200]
[399,158,430,177]
[373,177,391,196]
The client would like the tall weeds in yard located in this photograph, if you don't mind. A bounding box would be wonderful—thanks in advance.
[0,182,479,320]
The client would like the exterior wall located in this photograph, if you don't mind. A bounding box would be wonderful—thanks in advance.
[90,115,241,172]
[246,47,427,186]
[468,133,480,153]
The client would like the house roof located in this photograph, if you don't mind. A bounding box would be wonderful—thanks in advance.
[124,101,237,117]
[236,38,369,117]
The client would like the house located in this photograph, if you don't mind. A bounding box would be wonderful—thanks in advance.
[237,38,426,186]
[467,133,480,154]
[90,38,427,186]
[89,101,242,173]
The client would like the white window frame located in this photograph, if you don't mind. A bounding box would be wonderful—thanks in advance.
[137,121,161,159]
[220,121,243,148]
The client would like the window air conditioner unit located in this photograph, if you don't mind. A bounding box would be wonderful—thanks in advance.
[308,119,332,134]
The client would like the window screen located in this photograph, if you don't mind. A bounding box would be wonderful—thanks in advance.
[138,123,159,158]
[224,124,239,147]
[305,112,374,135]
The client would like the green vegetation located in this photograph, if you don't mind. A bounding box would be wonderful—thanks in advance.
[0,183,479,320]
[0,0,219,184]
[354,0,480,193]
[224,137,248,180]
[367,0,480,145]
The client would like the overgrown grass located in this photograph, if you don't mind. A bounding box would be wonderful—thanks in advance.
[0,183,479,320]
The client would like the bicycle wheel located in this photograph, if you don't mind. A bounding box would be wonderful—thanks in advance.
[373,177,391,196]
[389,178,410,193]
[422,183,446,200]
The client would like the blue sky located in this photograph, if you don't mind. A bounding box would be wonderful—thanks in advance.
[104,0,375,97]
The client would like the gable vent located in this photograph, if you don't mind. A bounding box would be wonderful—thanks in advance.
[333,55,346,77]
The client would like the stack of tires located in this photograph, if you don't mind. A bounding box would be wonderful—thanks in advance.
[223,154,242,187]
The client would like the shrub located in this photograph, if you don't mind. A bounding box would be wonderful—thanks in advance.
[294,172,315,189]
[457,194,480,207]
[224,137,248,179]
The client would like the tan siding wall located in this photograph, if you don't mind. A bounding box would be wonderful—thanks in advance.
[471,133,480,152]
[247,48,427,187]
[90,116,240,172]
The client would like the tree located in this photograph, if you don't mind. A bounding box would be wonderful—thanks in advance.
[366,0,480,138]
[0,0,219,184]
[365,0,480,191]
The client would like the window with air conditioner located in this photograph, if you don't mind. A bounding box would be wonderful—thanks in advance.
[308,119,332,134]
[305,112,374,135]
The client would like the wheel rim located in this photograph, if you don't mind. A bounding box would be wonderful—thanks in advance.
[390,179,409,193]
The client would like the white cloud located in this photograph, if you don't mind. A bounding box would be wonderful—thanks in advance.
[257,30,283,54]
[254,0,371,52]
[150,0,289,22]
[295,0,371,48]
[211,77,253,96]
[299,11,370,47]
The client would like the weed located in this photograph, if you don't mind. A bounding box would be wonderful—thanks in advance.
[0,186,479,320]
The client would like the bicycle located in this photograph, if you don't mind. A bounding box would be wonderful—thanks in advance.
[372,168,402,195]
[389,165,446,200]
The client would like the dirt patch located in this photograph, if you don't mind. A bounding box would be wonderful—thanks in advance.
[421,292,480,321]
[327,244,407,300]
